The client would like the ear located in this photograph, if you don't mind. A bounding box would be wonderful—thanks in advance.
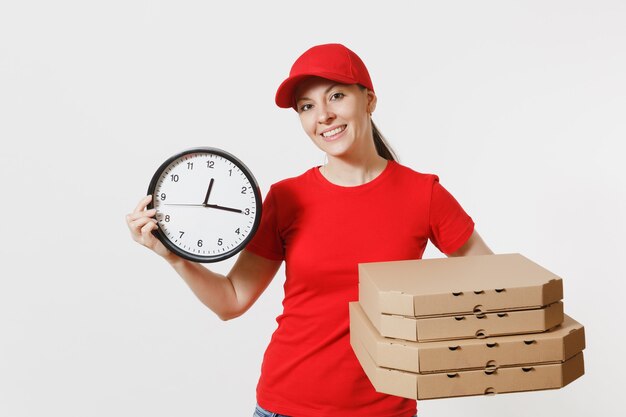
[366,89,377,114]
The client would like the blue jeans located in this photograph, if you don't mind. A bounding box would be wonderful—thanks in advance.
[253,403,290,417]
[253,403,417,417]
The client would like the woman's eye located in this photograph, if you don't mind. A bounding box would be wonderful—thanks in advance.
[300,103,313,112]
[330,92,345,100]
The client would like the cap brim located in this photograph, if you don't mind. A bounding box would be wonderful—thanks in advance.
[275,71,359,110]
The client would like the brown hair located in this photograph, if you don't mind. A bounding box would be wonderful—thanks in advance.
[357,85,398,161]
[371,120,398,161]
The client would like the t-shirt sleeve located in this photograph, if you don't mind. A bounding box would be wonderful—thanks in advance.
[428,177,475,255]
[244,185,285,261]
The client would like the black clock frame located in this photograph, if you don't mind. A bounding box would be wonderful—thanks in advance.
[146,147,263,263]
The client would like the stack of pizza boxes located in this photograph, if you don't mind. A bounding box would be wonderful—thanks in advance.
[350,253,585,400]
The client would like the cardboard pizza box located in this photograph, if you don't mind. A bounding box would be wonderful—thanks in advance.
[349,302,585,373]
[350,318,585,400]
[358,253,563,318]
[360,299,564,342]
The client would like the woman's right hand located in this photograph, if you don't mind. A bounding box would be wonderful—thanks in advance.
[125,195,176,261]
[125,196,283,320]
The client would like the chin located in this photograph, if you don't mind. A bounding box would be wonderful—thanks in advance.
[317,139,355,158]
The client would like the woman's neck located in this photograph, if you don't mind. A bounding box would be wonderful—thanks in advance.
[320,153,389,187]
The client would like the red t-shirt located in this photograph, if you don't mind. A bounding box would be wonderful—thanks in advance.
[245,160,474,417]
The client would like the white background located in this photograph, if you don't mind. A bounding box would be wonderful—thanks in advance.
[1,1,624,416]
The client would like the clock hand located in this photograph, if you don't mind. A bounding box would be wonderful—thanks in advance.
[202,178,215,206]
[204,204,243,213]
[162,202,243,213]
[162,203,206,207]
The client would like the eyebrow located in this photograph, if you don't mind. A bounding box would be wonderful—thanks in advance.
[296,84,340,104]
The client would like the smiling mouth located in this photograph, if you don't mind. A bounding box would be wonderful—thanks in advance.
[321,125,347,138]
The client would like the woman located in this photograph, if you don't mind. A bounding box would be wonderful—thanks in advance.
[126,43,493,417]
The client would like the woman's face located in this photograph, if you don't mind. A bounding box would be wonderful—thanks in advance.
[294,77,376,159]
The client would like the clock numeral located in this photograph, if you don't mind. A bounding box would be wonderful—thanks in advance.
[235,228,240,235]
[207,161,215,168]
[241,186,247,194]
[179,231,185,239]
[217,238,223,246]
[244,208,250,215]
[228,169,232,176]
[164,215,170,222]
[197,239,203,247]
[187,162,194,170]
[170,174,179,182]
[160,193,166,201]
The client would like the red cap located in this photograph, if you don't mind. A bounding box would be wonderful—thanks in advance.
[275,43,375,110]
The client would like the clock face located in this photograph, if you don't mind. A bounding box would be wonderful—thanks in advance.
[147,147,262,263]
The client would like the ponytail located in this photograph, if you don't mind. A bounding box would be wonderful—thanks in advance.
[356,84,398,162]
[371,119,398,162]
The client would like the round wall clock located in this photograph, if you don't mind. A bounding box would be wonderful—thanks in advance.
[146,147,262,263]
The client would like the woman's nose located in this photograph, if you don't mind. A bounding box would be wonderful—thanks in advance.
[317,105,335,124]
